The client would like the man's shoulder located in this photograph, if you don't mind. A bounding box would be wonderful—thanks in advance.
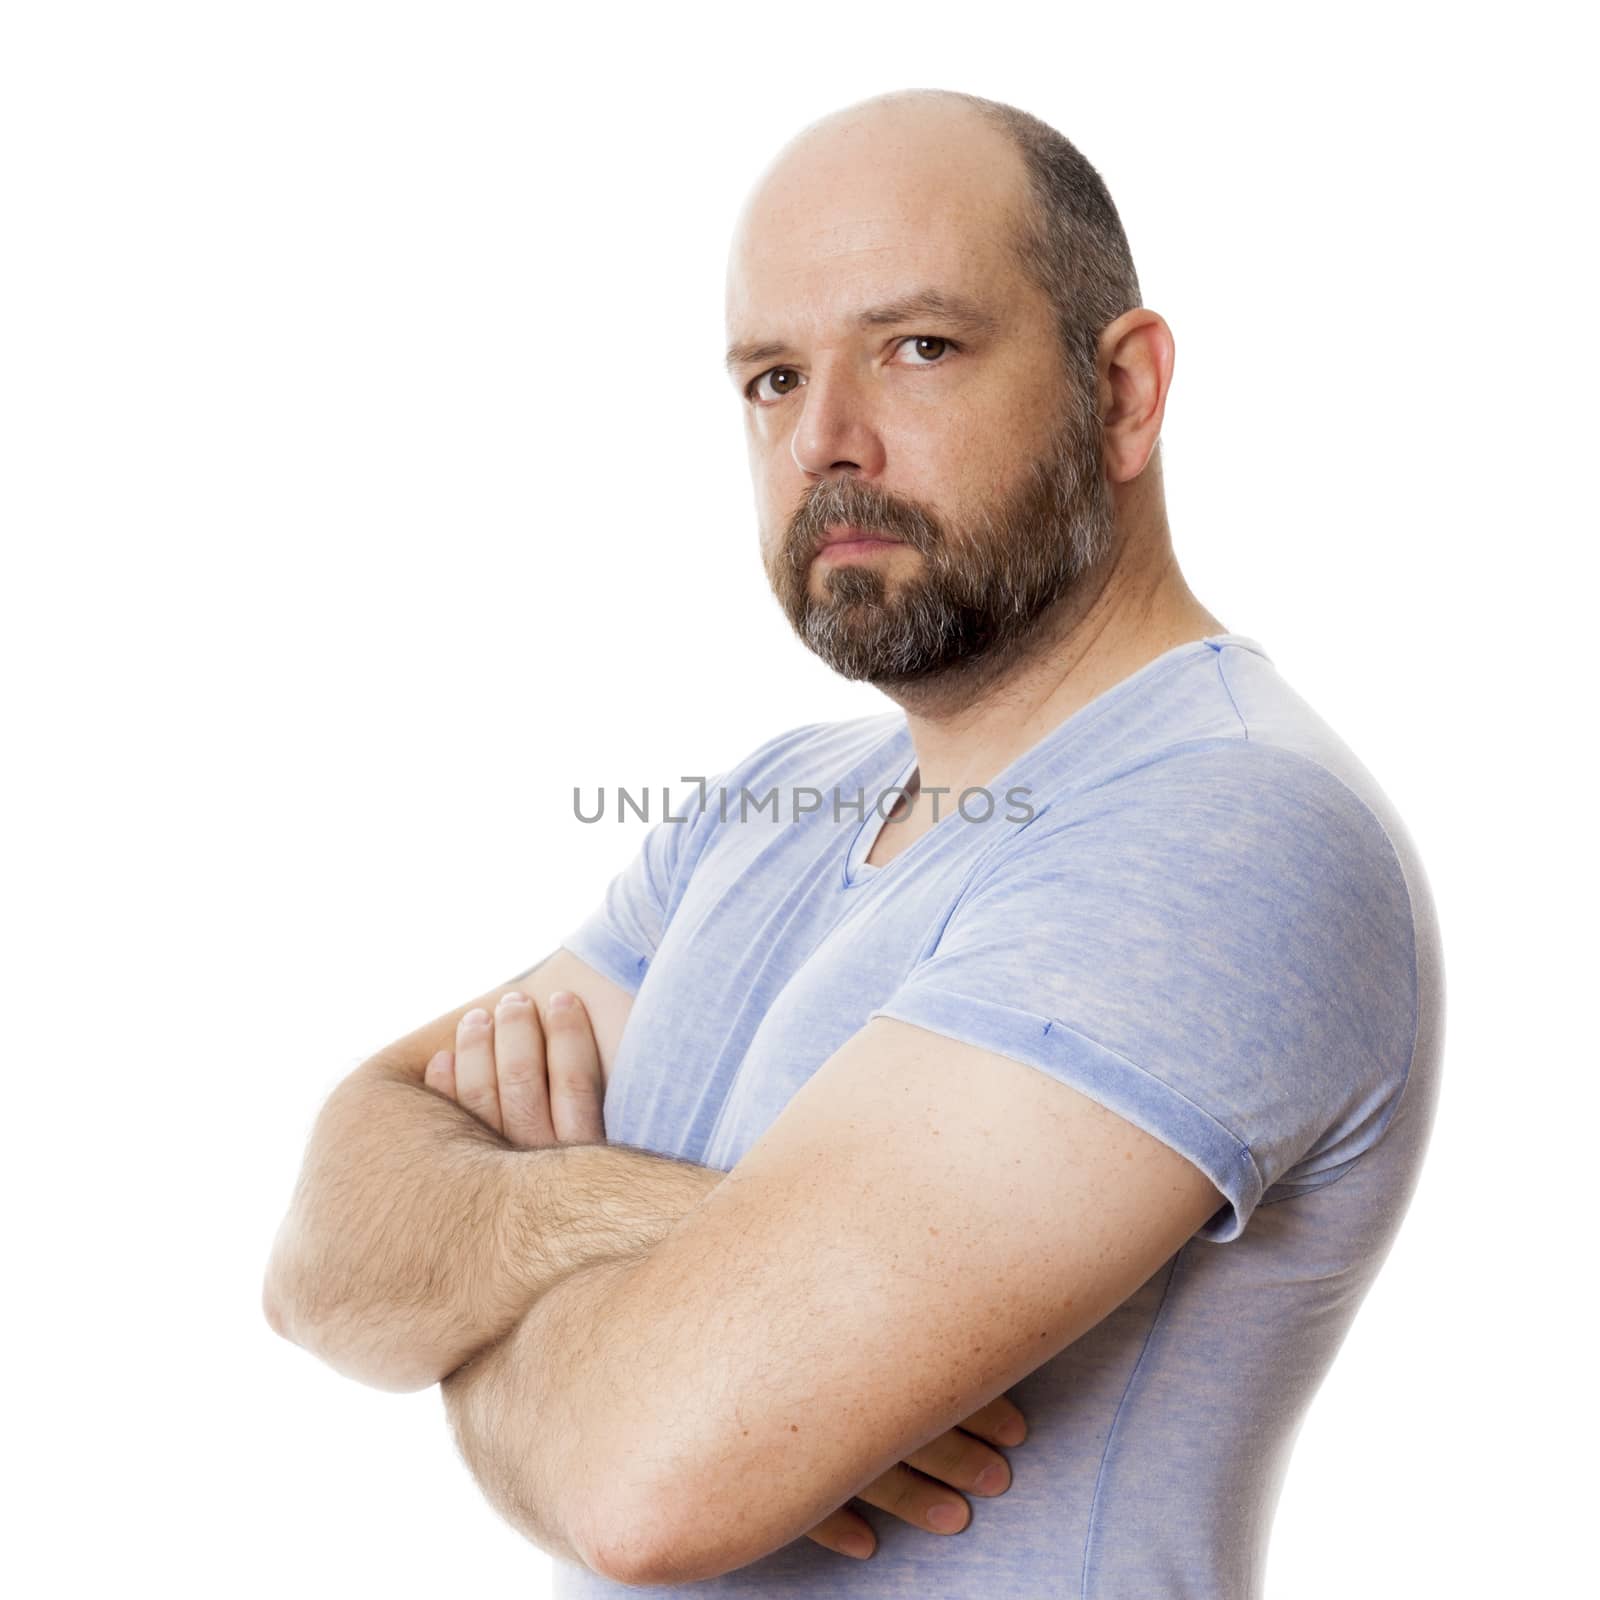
[1015,733,1418,938]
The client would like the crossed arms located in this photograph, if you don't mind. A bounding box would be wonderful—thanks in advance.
[263,945,1225,1585]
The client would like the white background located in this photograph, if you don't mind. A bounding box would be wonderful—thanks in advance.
[4,2,1593,1594]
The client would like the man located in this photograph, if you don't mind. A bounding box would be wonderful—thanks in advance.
[263,87,1443,1597]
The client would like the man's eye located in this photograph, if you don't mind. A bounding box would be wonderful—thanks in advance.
[748,367,805,404]
[892,334,957,366]
[745,335,961,405]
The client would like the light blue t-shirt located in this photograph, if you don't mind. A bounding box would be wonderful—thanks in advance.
[556,632,1444,1599]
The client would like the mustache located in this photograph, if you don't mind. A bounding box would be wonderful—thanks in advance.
[786,485,942,555]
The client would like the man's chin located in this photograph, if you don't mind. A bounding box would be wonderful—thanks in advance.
[798,626,938,680]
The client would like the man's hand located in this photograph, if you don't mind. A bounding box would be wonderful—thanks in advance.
[430,992,1026,1563]
[798,1392,1026,1561]
[423,988,606,1148]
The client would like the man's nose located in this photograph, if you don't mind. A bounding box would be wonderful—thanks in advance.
[789,364,886,481]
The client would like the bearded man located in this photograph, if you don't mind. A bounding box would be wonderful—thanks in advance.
[265,86,1442,1599]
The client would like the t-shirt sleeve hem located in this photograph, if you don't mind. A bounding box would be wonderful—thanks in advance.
[558,920,651,997]
[866,981,1264,1242]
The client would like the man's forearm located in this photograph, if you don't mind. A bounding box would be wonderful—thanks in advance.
[263,1062,725,1390]
[441,1251,641,1576]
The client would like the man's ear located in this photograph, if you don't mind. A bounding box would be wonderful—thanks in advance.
[1098,308,1175,484]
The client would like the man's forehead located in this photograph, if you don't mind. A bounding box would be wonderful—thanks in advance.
[726,203,1025,344]
[723,227,1027,365]
[729,145,1019,273]
[725,114,1029,344]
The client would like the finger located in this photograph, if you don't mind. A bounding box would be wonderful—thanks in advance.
[803,1505,876,1561]
[540,991,606,1144]
[902,1424,1012,1499]
[424,1048,456,1100]
[955,1393,1028,1449]
[492,990,557,1148]
[452,1007,503,1134]
[851,1460,972,1536]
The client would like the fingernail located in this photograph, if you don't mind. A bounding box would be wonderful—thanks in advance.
[996,1419,1026,1446]
[497,990,528,1008]
[927,1503,965,1532]
[548,990,575,1013]
[840,1533,872,1559]
[976,1463,1009,1494]
[461,1008,489,1027]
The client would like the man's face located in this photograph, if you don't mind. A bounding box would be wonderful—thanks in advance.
[724,103,1116,696]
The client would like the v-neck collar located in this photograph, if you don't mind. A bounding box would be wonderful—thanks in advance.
[839,632,1268,888]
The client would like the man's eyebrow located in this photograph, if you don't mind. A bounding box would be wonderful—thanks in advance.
[723,289,1002,375]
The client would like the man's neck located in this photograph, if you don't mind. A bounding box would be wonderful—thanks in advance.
[879,539,1225,810]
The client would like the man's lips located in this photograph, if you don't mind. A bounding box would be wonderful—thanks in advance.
[821,523,900,545]
[816,524,906,560]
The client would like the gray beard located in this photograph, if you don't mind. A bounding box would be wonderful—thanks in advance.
[769,407,1116,693]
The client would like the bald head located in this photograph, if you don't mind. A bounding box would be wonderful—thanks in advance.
[746,87,1027,208]
[727,90,1036,328]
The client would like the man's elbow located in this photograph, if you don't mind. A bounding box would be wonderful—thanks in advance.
[589,1512,719,1589]
[260,1245,315,1352]
[262,1271,290,1341]
[588,1477,778,1587]
[267,1306,444,1393]
[260,1252,443,1393]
